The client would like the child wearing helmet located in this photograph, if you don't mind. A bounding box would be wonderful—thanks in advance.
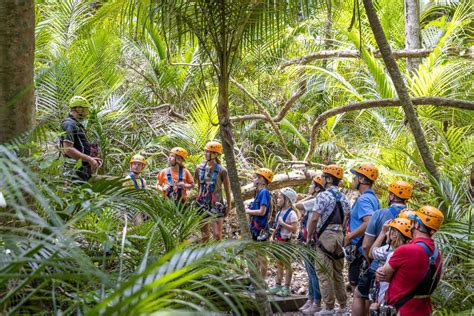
[267,187,299,297]
[157,147,194,203]
[244,167,273,280]
[195,141,232,242]
[369,218,413,313]
[124,154,148,224]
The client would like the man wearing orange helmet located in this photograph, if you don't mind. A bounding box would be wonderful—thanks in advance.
[376,206,444,316]
[306,165,351,315]
[346,164,380,293]
[157,147,194,203]
[195,141,231,242]
[352,181,413,315]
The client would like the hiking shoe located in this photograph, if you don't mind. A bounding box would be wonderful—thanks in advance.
[302,303,322,314]
[315,307,335,315]
[335,306,350,315]
[276,286,291,297]
[299,300,313,311]
[266,284,282,295]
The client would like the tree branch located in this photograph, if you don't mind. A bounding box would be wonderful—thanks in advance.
[280,47,474,69]
[304,97,474,161]
[230,76,307,123]
[230,77,296,160]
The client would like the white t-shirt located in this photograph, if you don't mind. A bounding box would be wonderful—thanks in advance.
[302,198,316,214]
[275,208,298,239]
[375,248,395,304]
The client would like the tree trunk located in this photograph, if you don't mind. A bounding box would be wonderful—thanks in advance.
[0,0,35,144]
[217,71,251,239]
[362,0,439,181]
[404,0,422,73]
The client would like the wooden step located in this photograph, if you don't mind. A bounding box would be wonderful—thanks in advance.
[268,294,307,313]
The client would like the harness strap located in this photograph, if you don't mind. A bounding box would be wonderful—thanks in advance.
[129,172,145,189]
[166,167,184,199]
[199,163,220,194]
[388,206,399,218]
[275,208,292,239]
[316,189,344,239]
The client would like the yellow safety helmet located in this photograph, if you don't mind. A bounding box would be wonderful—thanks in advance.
[388,218,413,239]
[323,164,344,180]
[388,180,413,200]
[170,147,188,160]
[351,164,379,182]
[313,175,325,187]
[255,168,274,183]
[69,96,91,108]
[205,141,223,155]
[130,154,147,166]
[411,205,444,233]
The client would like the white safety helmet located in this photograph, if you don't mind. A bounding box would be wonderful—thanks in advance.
[280,187,297,204]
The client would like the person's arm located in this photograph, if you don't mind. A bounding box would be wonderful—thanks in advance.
[369,220,391,259]
[362,215,378,261]
[246,205,266,216]
[375,261,396,282]
[194,167,200,193]
[344,215,371,246]
[306,212,320,243]
[63,141,99,170]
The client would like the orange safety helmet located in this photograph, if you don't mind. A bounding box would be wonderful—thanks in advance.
[351,164,379,182]
[130,154,147,166]
[205,141,223,155]
[323,165,344,180]
[388,218,413,239]
[313,175,324,187]
[398,208,416,219]
[170,147,188,160]
[411,205,444,233]
[255,168,274,183]
[388,180,413,200]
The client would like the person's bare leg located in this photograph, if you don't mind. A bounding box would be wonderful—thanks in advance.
[201,223,210,243]
[211,218,223,240]
[284,262,293,287]
[351,288,366,316]
[260,256,268,280]
[134,213,144,225]
[275,261,284,285]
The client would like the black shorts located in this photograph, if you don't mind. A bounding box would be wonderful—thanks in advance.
[348,255,364,286]
[357,268,375,298]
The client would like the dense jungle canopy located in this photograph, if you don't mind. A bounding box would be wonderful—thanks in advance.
[0,0,473,315]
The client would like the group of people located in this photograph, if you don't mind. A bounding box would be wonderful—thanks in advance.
[61,96,444,316]
[292,164,444,316]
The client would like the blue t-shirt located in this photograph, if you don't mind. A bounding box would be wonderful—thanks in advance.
[366,204,406,270]
[250,188,271,229]
[350,189,380,248]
